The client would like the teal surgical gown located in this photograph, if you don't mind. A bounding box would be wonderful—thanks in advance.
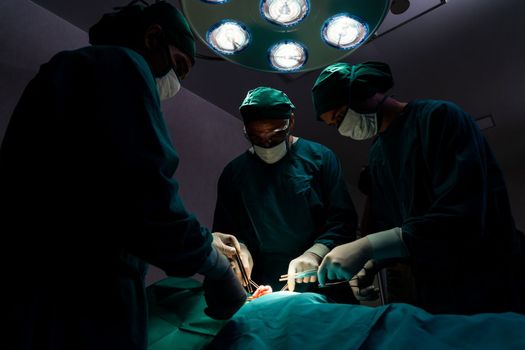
[0,46,213,349]
[213,139,358,295]
[368,99,525,314]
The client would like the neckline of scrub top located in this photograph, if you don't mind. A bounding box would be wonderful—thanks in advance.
[377,100,414,138]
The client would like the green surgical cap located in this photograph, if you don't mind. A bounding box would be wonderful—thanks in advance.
[240,87,296,122]
[89,1,196,65]
[143,1,196,64]
[311,61,393,119]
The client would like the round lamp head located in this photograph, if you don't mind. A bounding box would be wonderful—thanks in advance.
[269,41,307,71]
[207,20,251,55]
[261,0,309,27]
[182,0,391,73]
[322,14,368,50]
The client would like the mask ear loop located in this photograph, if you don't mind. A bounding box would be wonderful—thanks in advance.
[243,127,256,152]
[374,94,390,131]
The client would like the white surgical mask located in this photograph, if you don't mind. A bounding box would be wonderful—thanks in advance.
[253,140,288,164]
[338,108,378,140]
[156,69,181,101]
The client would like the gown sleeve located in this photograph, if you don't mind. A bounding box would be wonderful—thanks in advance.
[401,101,490,260]
[93,49,213,276]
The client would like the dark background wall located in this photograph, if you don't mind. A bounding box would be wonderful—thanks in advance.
[0,0,87,141]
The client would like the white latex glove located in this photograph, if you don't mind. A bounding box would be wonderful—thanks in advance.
[349,260,380,301]
[367,227,408,260]
[211,232,242,259]
[318,237,373,287]
[287,251,323,292]
[230,243,254,287]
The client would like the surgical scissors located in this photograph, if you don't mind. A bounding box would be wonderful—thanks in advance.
[233,247,259,293]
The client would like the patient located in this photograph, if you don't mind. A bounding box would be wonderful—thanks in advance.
[148,278,525,350]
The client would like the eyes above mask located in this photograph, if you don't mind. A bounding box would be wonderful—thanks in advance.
[245,120,291,164]
[244,120,290,148]
[156,69,181,101]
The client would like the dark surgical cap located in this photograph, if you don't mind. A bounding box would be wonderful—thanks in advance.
[240,87,296,123]
[311,61,393,119]
[89,1,196,65]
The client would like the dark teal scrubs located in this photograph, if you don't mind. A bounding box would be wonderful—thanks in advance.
[368,99,524,314]
[0,46,213,349]
[213,138,358,296]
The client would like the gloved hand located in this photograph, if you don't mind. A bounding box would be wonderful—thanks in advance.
[201,249,247,320]
[287,251,322,292]
[318,237,372,287]
[211,232,242,259]
[349,260,380,301]
[230,243,253,287]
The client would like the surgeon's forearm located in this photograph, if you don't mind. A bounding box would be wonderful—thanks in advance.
[197,246,230,279]
[366,227,409,261]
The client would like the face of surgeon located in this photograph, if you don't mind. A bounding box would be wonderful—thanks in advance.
[319,105,348,128]
[141,24,192,80]
[244,116,294,148]
[319,93,385,128]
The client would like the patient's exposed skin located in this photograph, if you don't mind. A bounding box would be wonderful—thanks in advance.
[247,285,273,301]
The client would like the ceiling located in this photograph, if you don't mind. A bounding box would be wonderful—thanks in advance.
[31,0,525,185]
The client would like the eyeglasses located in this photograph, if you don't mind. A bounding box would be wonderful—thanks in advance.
[244,120,290,147]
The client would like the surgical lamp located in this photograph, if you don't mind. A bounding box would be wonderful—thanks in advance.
[180,0,391,73]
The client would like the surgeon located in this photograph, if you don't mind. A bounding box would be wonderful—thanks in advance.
[213,87,359,304]
[1,2,246,349]
[312,61,525,314]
